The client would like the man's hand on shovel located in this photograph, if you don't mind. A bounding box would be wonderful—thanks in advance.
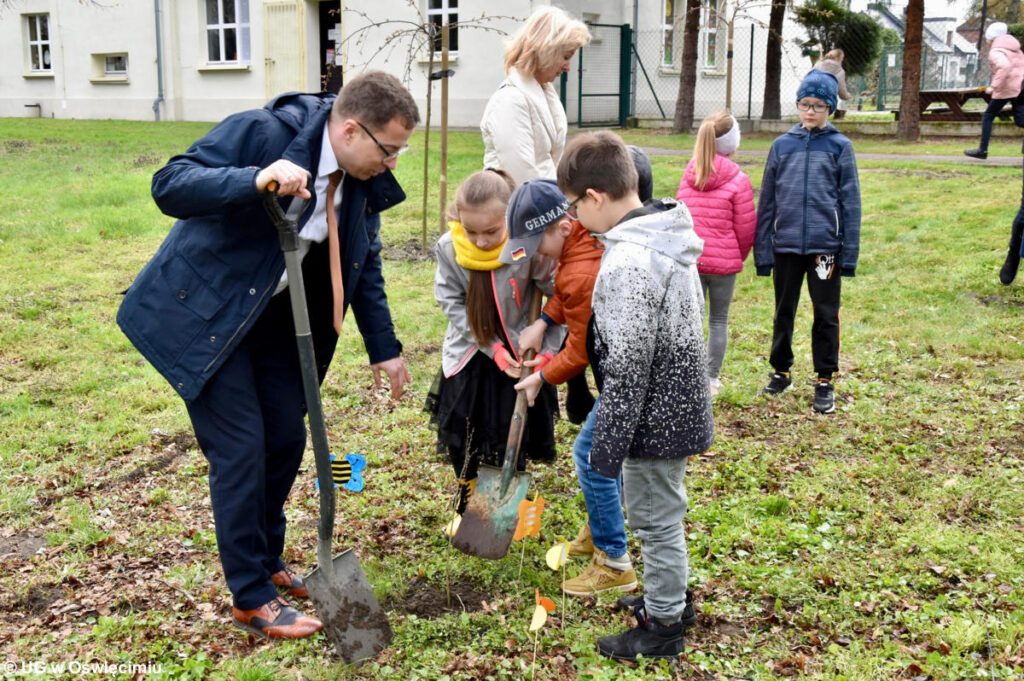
[256,159,312,199]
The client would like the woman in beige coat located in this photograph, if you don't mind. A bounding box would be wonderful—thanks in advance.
[480,7,590,185]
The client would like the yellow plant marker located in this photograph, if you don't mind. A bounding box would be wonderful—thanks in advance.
[529,604,548,632]
[545,541,569,570]
[513,495,545,541]
[443,513,461,538]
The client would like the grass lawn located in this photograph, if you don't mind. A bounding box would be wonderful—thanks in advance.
[1,119,1023,680]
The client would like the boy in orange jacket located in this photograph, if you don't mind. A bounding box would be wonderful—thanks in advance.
[502,178,640,597]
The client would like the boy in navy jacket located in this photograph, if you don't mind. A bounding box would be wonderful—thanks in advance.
[754,70,861,414]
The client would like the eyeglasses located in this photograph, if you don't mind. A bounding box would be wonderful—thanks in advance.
[356,121,410,162]
[797,101,829,113]
[566,194,587,219]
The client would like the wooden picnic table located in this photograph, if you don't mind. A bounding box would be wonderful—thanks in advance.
[890,87,1018,121]
[916,87,991,120]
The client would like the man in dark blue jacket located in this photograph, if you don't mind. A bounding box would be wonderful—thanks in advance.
[117,71,419,639]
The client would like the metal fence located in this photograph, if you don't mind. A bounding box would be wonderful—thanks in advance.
[631,24,813,121]
[627,23,989,122]
[868,43,985,112]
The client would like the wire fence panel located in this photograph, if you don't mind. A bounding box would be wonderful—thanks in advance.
[572,23,627,127]
[625,23,990,123]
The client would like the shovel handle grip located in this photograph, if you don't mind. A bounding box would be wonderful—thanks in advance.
[261,172,314,253]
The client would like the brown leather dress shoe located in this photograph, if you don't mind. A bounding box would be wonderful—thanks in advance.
[271,566,309,598]
[232,597,322,639]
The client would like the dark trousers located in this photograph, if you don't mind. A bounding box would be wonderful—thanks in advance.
[770,252,841,379]
[186,289,309,610]
[1003,157,1024,282]
[979,97,1013,152]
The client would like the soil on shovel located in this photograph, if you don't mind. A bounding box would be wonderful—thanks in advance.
[392,578,492,618]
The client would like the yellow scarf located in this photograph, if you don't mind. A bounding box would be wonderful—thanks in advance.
[449,220,507,271]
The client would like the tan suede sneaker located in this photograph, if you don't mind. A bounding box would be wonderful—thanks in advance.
[567,522,595,557]
[562,549,637,597]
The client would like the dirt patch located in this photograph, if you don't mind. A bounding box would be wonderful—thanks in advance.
[973,293,1024,308]
[0,534,46,560]
[115,430,195,486]
[391,579,491,618]
[384,239,435,263]
[15,585,63,616]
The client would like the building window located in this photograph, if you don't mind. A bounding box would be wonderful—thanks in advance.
[703,0,719,69]
[105,54,128,76]
[26,14,52,72]
[205,0,250,64]
[426,0,458,53]
[663,0,676,66]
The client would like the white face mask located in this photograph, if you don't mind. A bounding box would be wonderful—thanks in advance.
[715,117,741,156]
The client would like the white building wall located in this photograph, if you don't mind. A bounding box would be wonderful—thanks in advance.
[0,0,810,124]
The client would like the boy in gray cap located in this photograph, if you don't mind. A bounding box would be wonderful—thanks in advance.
[754,69,861,414]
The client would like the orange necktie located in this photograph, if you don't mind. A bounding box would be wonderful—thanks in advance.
[326,170,345,334]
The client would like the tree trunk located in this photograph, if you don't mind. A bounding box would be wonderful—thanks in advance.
[897,0,924,141]
[673,0,702,133]
[762,0,786,119]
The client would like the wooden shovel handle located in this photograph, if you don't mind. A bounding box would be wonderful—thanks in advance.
[498,289,544,492]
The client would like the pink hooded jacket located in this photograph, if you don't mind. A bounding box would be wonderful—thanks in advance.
[988,34,1024,99]
[675,153,756,275]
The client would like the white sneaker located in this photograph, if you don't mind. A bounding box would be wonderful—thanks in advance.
[709,378,722,396]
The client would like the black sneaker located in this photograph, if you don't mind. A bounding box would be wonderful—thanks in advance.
[762,372,792,395]
[813,380,836,414]
[616,589,696,629]
[1000,222,1023,285]
[964,148,988,159]
[597,605,684,661]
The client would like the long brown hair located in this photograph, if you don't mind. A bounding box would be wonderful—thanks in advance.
[450,169,516,346]
[692,110,735,190]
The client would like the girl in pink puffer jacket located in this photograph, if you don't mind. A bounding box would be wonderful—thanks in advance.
[676,111,756,395]
[964,22,1024,159]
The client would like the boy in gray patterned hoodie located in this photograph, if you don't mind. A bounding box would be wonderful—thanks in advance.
[556,131,715,662]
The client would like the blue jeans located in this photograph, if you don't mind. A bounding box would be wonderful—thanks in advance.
[573,398,628,559]
[622,456,690,622]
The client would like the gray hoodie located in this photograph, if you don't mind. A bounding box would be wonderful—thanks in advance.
[588,201,715,478]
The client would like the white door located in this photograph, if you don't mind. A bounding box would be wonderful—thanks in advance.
[264,0,307,98]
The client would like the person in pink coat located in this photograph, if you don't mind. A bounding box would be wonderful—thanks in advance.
[965,22,1024,159]
[676,111,756,395]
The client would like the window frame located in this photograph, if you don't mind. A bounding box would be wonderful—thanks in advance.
[26,13,52,73]
[702,0,720,70]
[205,0,251,65]
[425,0,459,55]
[662,0,676,66]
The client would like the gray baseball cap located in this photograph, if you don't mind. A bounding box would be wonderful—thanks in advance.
[498,179,569,264]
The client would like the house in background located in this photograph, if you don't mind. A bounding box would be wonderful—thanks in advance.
[0,0,812,125]
[868,4,980,87]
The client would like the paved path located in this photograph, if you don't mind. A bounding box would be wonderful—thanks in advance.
[640,146,1023,167]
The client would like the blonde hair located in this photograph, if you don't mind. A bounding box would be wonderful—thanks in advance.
[823,48,844,62]
[692,110,735,190]
[504,7,591,78]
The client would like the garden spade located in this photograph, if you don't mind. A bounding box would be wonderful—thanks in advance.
[262,180,392,663]
[451,292,542,559]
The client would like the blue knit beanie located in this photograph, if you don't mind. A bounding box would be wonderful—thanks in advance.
[797,69,839,113]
